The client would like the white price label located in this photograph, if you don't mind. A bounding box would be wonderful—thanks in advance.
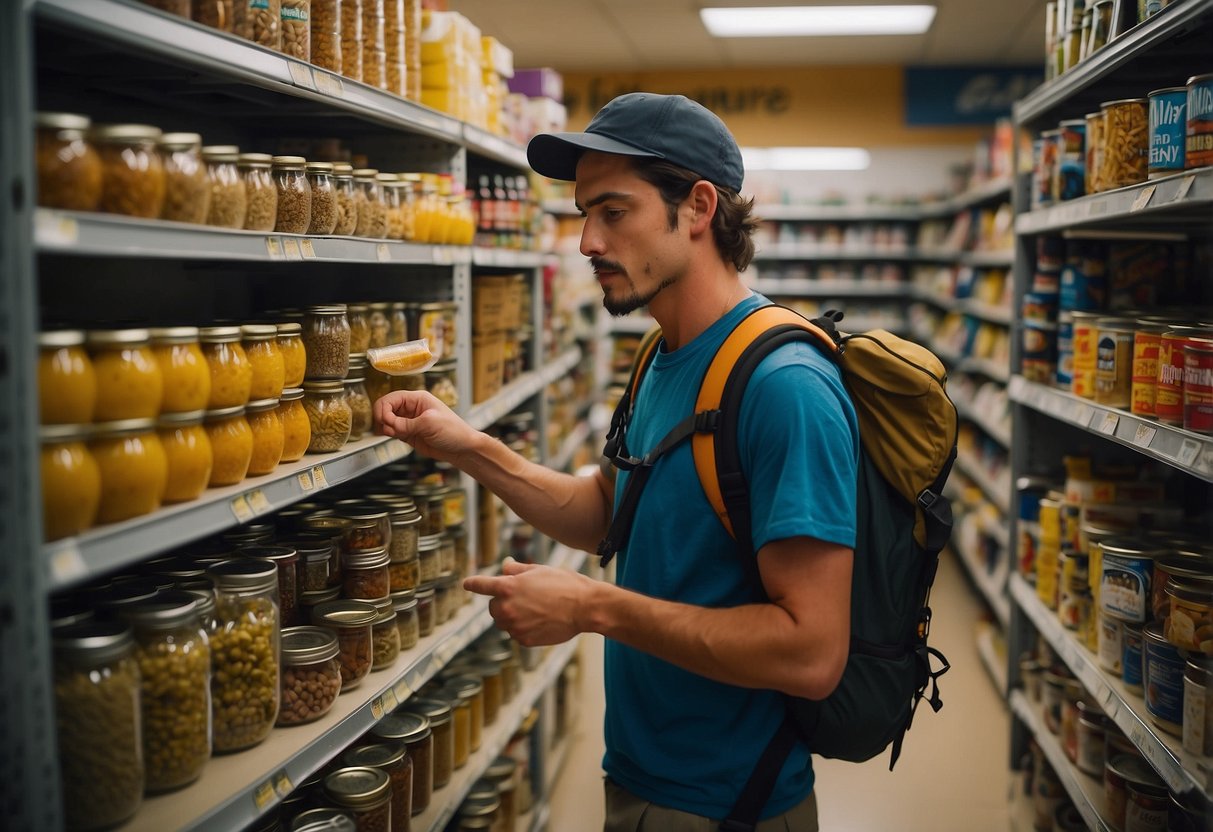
[1089,200,1108,216]
[311,465,329,489]
[313,70,344,98]
[375,444,391,464]
[1176,438,1200,468]
[230,495,255,523]
[371,697,386,720]
[35,212,79,246]
[1130,185,1157,212]
[248,489,271,515]
[265,237,284,260]
[383,689,399,711]
[375,242,391,262]
[1171,174,1196,203]
[393,679,412,701]
[274,770,293,797]
[282,238,302,261]
[1098,412,1119,435]
[296,471,314,491]
[287,61,316,90]
[299,238,316,259]
[1132,423,1156,448]
[50,542,87,584]
[253,780,276,811]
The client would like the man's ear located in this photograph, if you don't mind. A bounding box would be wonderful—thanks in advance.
[685,180,718,235]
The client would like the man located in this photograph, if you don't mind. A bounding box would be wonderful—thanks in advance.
[374,92,858,831]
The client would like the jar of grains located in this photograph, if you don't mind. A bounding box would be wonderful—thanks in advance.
[278,386,311,462]
[406,698,453,789]
[35,112,102,211]
[203,405,254,486]
[293,535,335,593]
[348,304,372,354]
[156,410,214,503]
[273,155,312,234]
[339,0,362,81]
[392,591,419,650]
[90,418,168,524]
[242,324,287,401]
[371,597,400,669]
[243,543,301,627]
[440,686,471,770]
[324,767,392,832]
[87,328,165,421]
[200,325,254,409]
[417,535,441,584]
[345,359,373,440]
[277,322,308,387]
[207,558,281,752]
[123,591,212,792]
[52,620,144,830]
[40,423,101,540]
[354,169,388,238]
[339,501,393,551]
[388,500,421,563]
[306,161,338,234]
[367,302,391,349]
[157,132,210,224]
[277,625,343,726]
[280,0,311,61]
[389,302,409,343]
[303,380,353,452]
[310,0,340,73]
[92,123,166,218]
[343,546,391,602]
[38,329,97,424]
[311,599,376,690]
[202,145,248,229]
[341,743,413,832]
[150,326,211,413]
[332,162,359,235]
[302,304,351,379]
[378,173,403,239]
[239,152,278,231]
[369,711,432,815]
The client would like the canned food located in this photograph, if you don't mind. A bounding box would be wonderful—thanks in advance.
[1147,87,1187,178]
[1130,321,1171,416]
[1100,98,1148,190]
[1094,318,1134,408]
[1104,754,1166,832]
[1056,312,1074,388]
[1098,611,1123,674]
[1076,700,1109,777]
[1143,620,1185,735]
[1165,576,1213,654]
[1122,621,1144,695]
[1183,656,1213,756]
[1034,132,1059,209]
[1100,538,1164,623]
[1155,328,1199,426]
[1023,320,1058,383]
[1182,336,1213,434]
[1186,73,1213,169]
[1060,242,1107,313]
[1071,311,1102,398]
[1055,119,1086,201]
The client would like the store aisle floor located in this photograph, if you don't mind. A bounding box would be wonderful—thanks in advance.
[546,548,1012,831]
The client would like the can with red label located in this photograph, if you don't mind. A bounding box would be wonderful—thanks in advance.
[1071,310,1101,399]
[1186,73,1213,169]
[1156,327,1202,425]
[1183,335,1213,434]
[1130,320,1171,417]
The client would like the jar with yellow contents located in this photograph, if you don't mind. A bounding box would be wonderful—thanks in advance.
[276,321,307,387]
[241,324,286,401]
[278,386,310,462]
[35,111,102,211]
[87,328,165,422]
[245,398,284,476]
[90,418,169,524]
[150,326,212,413]
[91,123,166,218]
[38,329,97,425]
[199,326,253,409]
[156,410,213,503]
[40,423,101,540]
[204,405,253,486]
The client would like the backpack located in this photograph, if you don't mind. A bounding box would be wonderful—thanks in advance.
[598,303,957,832]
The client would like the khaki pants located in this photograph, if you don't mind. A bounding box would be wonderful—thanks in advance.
[603,778,819,832]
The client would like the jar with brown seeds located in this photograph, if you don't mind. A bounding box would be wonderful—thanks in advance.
[311,599,376,689]
[343,546,391,601]
[157,132,210,224]
[280,0,311,61]
[301,304,351,379]
[247,0,282,50]
[193,0,234,32]
[277,625,342,725]
[353,168,388,238]
[332,162,358,235]
[392,591,419,649]
[303,379,353,452]
[202,145,248,229]
[306,161,338,234]
[35,112,102,211]
[238,152,278,231]
[310,0,339,73]
[348,304,372,354]
[362,2,385,48]
[341,743,413,831]
[52,620,144,830]
[273,155,312,234]
[92,123,166,219]
[123,591,212,792]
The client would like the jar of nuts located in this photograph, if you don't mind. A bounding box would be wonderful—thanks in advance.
[273,155,312,234]
[278,385,311,462]
[367,302,391,349]
[305,160,338,235]
[405,698,453,789]
[200,325,254,409]
[339,0,363,81]
[391,590,419,650]
[87,327,165,422]
[150,326,212,414]
[38,329,97,425]
[303,379,353,452]
[242,543,301,627]
[348,304,372,354]
[156,410,214,504]
[123,591,212,792]
[202,145,249,229]
[277,322,307,387]
[332,162,359,235]
[238,152,278,231]
[370,597,400,670]
[302,305,351,379]
[245,0,282,49]
[323,767,393,832]
[204,405,254,486]
[280,0,311,61]
[35,112,102,211]
[40,423,101,541]
[311,0,341,73]
[369,711,433,815]
[311,599,376,690]
[208,558,281,752]
[353,169,388,238]
[158,132,210,224]
[90,418,169,524]
[242,324,287,401]
[341,743,413,832]
[343,546,391,601]
[344,361,373,441]
[277,625,342,726]
[92,123,166,218]
[52,620,144,830]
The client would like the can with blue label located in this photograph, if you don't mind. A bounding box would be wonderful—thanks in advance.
[1056,119,1086,200]
[1056,311,1074,388]
[1121,621,1144,694]
[1188,73,1213,169]
[1100,538,1164,624]
[1144,620,1185,735]
[1148,87,1187,178]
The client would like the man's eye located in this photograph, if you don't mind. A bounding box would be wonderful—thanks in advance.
[605,208,625,220]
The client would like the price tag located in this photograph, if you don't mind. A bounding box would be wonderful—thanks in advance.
[282,238,302,261]
[300,238,316,259]
[383,688,399,710]
[394,679,412,702]
[253,779,277,811]
[311,465,329,489]
[1132,423,1156,448]
[50,542,87,584]
[35,211,79,246]
[376,242,391,262]
[371,696,386,720]
[1098,412,1119,435]
[265,237,284,260]
[1130,184,1157,212]
[296,471,314,491]
[433,246,453,265]
[273,770,294,797]
[230,495,255,523]
[1171,174,1196,203]
[375,444,391,464]
[1129,723,1149,751]
[287,61,316,90]
[313,70,344,98]
[1089,200,1107,216]
[248,489,272,515]
[1177,438,1201,468]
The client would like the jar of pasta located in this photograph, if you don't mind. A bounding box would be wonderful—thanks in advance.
[158,132,209,224]
[151,326,212,413]
[1100,98,1148,190]
[202,145,248,229]
[324,767,392,832]
[91,418,168,524]
[343,546,391,602]
[52,620,144,830]
[239,152,278,232]
[243,544,301,627]
[40,423,101,540]
[341,743,413,831]
[303,380,352,452]
[353,169,388,238]
[38,329,96,424]
[36,112,102,211]
[391,590,419,650]
[332,162,358,235]
[279,386,310,462]
[339,0,362,81]
[344,361,373,441]
[305,161,338,235]
[371,597,400,670]
[245,398,285,476]
[366,302,391,349]
[242,324,286,401]
[208,558,281,751]
[200,326,254,409]
[156,410,213,503]
[123,591,212,792]
[311,599,376,690]
[277,322,307,387]
[370,712,432,815]
[92,123,166,218]
[204,405,253,486]
[273,155,311,234]
[348,304,372,354]
[88,328,165,421]
[310,0,340,73]
[405,698,453,789]
[302,305,351,379]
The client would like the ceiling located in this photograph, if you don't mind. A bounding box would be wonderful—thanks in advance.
[447,0,1049,72]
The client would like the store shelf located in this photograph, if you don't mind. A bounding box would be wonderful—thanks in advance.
[755,242,917,261]
[929,177,1014,215]
[550,420,593,473]
[961,250,1015,269]
[748,278,907,298]
[466,346,583,430]
[1009,690,1113,831]
[755,203,923,222]
[1008,375,1213,482]
[958,356,1011,384]
[954,537,1010,629]
[955,451,1011,514]
[1014,168,1213,235]
[472,247,548,268]
[463,124,530,169]
[1010,573,1213,799]
[954,398,1012,448]
[961,299,1013,326]
[976,621,1009,699]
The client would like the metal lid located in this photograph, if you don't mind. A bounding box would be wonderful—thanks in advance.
[312,599,377,627]
[237,152,274,167]
[204,405,247,421]
[459,793,500,818]
[391,593,417,613]
[280,386,305,402]
[36,111,91,132]
[207,557,278,592]
[1100,98,1148,107]
[300,586,342,606]
[245,398,280,413]
[241,544,298,565]
[1100,538,1167,559]
[341,741,406,771]
[368,302,390,311]
[1106,753,1167,792]
[306,161,335,173]
[376,172,399,182]
[93,577,162,613]
[53,619,135,665]
[303,380,345,394]
[198,325,243,343]
[224,521,276,543]
[447,675,484,700]
[281,625,340,664]
[49,595,95,629]
[277,321,303,335]
[338,503,389,522]
[372,599,396,625]
[86,327,151,346]
[92,417,157,438]
[92,123,162,143]
[466,777,499,803]
[155,409,206,429]
[486,754,517,782]
[39,329,86,348]
[1148,86,1189,96]
[369,711,431,744]
[39,423,93,442]
[149,325,201,343]
[272,155,307,169]
[352,168,379,178]
[332,162,354,176]
[182,587,216,619]
[418,534,442,551]
[122,590,201,631]
[304,304,348,315]
[344,546,390,570]
[202,145,241,162]
[158,132,203,149]
[405,696,451,725]
[415,584,435,600]
[322,766,391,809]
[282,534,335,558]
[241,324,279,341]
[290,808,356,832]
[301,515,353,534]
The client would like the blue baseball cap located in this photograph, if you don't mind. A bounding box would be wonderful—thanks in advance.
[527,93,744,193]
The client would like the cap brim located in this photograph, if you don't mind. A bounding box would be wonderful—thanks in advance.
[527,132,663,182]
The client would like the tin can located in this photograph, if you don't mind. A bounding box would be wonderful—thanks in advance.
[1086,111,1104,193]
[1147,87,1187,178]
[1105,754,1166,832]
[1016,477,1052,579]
[1183,656,1213,756]
[1098,611,1124,674]
[1075,700,1109,777]
[1071,311,1102,398]
[1143,620,1185,735]
[1060,241,1107,312]
[1058,550,1090,631]
[1130,320,1170,416]
[1037,235,1065,272]
[1156,327,1201,425]
[1100,538,1164,623]
[1154,550,1213,622]
[1122,621,1144,695]
[1094,318,1134,408]
[1023,291,1060,324]
[1035,131,1060,209]
[1056,119,1086,201]
[1101,98,1148,190]
[1182,336,1213,434]
[1186,73,1213,169]
[1165,576,1213,655]
[1023,320,1059,384]
[1056,311,1074,388]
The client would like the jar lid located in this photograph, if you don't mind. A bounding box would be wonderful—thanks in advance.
[300,586,342,606]
[281,625,340,664]
[339,503,389,522]
[92,123,162,143]
[149,325,201,343]
[352,168,379,178]
[415,585,436,600]
[477,642,513,664]
[223,521,276,543]
[245,398,280,413]
[241,324,278,341]
[92,577,163,612]
[280,386,305,402]
[182,587,216,618]
[401,173,422,182]
[122,590,201,631]
[39,423,93,442]
[291,808,356,832]
[1100,538,1167,560]
[391,594,418,613]
[301,515,353,534]
[370,711,431,744]
[456,816,493,830]
[303,380,345,394]
[344,547,390,569]
[418,534,442,551]
[92,417,158,438]
[332,162,354,176]
[38,329,86,348]
[348,303,369,314]
[204,405,247,421]
[277,321,303,335]
[323,766,391,809]
[389,508,422,526]
[273,155,307,168]
[306,161,335,173]
[305,304,348,315]
[447,675,484,700]
[237,152,274,167]
[486,754,517,782]
[158,132,203,149]
[466,777,499,803]
[207,557,278,592]
[459,794,501,818]
[312,599,377,627]
[376,172,399,182]
[36,111,91,131]
[86,327,151,346]
[1100,98,1148,107]
[373,602,396,625]
[202,145,241,162]
[342,741,407,772]
[199,325,243,343]
[53,619,134,665]
[241,543,298,564]
[405,696,451,725]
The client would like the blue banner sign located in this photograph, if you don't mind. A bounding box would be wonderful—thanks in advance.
[905,66,1043,125]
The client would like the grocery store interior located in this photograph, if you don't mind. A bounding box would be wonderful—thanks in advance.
[3,1,1212,831]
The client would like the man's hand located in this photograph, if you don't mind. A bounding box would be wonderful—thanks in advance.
[373,390,482,462]
[464,558,594,646]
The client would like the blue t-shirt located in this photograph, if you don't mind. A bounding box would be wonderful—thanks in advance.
[602,293,860,819]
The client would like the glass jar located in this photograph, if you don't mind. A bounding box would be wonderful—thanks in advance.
[468,659,503,727]
[278,625,342,725]
[371,597,400,670]
[385,26,405,97]
[52,620,143,830]
[156,410,214,503]
[150,326,211,413]
[485,756,518,831]
[242,324,287,401]
[332,162,358,235]
[277,322,307,387]
[299,584,340,624]
[387,502,421,563]
[279,386,311,462]
[40,423,101,540]
[365,360,392,404]
[273,155,311,234]
[158,132,210,224]
[348,304,372,355]
[92,123,166,218]
[370,712,431,815]
[239,152,278,231]
[406,698,453,789]
[244,543,300,627]
[200,326,254,409]
[224,521,277,548]
[341,743,413,832]
[343,546,391,601]
[378,174,404,240]
[388,302,409,344]
[302,304,351,379]
[311,599,376,690]
[339,0,362,81]
[300,515,352,583]
[353,168,388,238]
[90,418,168,524]
[245,398,285,475]
[305,161,337,234]
[367,302,391,349]
[204,405,254,486]
[389,550,420,596]
[339,501,392,550]
[435,574,457,624]
[38,329,96,424]
[391,591,419,650]
[411,484,446,536]
[417,534,441,584]
[88,328,165,421]
[344,364,373,441]
[324,766,392,832]
[438,533,456,578]
[448,676,485,754]
[415,583,436,637]
[202,144,248,228]
[207,558,282,752]
[35,112,102,211]
[193,0,234,33]
[442,688,472,770]
[363,45,388,90]
[246,0,282,49]
[293,536,335,593]
[303,379,353,452]
[310,1,341,73]
[280,0,311,60]
[423,360,458,407]
[123,591,212,792]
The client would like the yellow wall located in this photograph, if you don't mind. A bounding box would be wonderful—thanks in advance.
[561,67,989,148]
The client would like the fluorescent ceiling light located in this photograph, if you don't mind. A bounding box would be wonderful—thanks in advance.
[741,147,872,171]
[701,5,937,37]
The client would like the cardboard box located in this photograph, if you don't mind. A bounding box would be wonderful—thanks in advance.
[502,275,526,330]
[473,275,512,335]
[508,67,563,102]
[472,332,506,403]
